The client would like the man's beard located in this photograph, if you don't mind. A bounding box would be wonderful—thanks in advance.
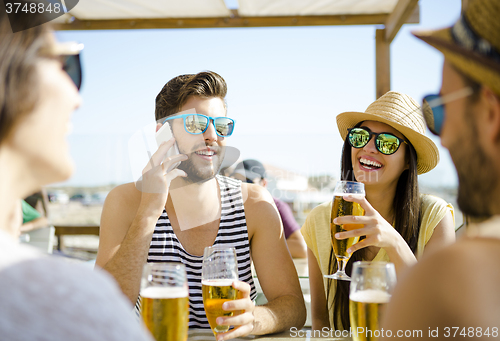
[452,106,496,218]
[177,144,226,184]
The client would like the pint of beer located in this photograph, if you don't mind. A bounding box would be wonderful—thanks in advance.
[349,262,396,341]
[202,279,238,333]
[202,246,239,336]
[140,263,189,341]
[349,289,391,341]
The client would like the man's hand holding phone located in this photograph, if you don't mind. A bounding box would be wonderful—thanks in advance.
[137,124,187,218]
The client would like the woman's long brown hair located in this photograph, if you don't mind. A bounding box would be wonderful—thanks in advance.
[326,126,422,329]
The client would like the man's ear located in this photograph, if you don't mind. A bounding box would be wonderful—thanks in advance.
[483,87,500,144]
[156,122,162,133]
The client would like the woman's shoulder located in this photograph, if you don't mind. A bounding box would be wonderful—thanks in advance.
[419,193,451,210]
[307,200,332,220]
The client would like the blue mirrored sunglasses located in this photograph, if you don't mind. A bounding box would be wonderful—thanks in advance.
[162,113,235,137]
[422,87,473,136]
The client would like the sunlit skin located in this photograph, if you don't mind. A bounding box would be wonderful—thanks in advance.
[440,60,500,217]
[10,34,81,187]
[439,61,472,159]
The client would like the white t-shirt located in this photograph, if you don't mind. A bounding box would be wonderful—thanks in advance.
[0,230,153,341]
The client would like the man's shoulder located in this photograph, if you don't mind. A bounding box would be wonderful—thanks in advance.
[404,236,500,292]
[387,236,500,329]
[105,182,141,208]
[240,181,274,206]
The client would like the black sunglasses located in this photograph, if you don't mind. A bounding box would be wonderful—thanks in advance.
[62,53,82,91]
[43,42,83,91]
[348,127,406,155]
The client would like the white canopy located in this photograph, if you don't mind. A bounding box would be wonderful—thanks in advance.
[55,0,420,100]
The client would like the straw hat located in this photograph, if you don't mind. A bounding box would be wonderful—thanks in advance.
[336,91,439,175]
[413,0,500,96]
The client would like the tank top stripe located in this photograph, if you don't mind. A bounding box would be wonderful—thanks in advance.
[135,175,256,329]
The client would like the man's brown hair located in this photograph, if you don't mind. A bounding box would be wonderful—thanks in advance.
[155,71,227,122]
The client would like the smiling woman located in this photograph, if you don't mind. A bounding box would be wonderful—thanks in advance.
[300,91,457,331]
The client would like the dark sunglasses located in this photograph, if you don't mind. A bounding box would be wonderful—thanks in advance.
[348,127,406,155]
[422,87,473,136]
[62,53,82,91]
[43,42,83,91]
[162,113,235,137]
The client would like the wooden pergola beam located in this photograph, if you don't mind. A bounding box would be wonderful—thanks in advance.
[53,12,419,31]
[385,0,420,43]
[376,28,391,99]
[462,0,469,12]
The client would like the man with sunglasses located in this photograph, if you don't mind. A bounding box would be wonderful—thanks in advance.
[382,0,500,336]
[96,71,306,340]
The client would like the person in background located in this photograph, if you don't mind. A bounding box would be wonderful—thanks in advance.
[231,159,307,258]
[382,0,500,335]
[20,199,49,233]
[302,91,455,330]
[0,5,152,340]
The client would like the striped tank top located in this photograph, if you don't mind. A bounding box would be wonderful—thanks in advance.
[135,175,257,328]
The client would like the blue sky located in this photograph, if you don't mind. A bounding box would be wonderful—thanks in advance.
[57,0,462,187]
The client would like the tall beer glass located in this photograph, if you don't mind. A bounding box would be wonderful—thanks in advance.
[349,261,396,341]
[201,246,239,336]
[325,180,365,280]
[140,263,189,341]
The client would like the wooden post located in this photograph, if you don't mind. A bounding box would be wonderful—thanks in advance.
[462,0,469,12]
[376,28,391,99]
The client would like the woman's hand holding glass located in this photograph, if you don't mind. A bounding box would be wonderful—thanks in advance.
[333,195,408,255]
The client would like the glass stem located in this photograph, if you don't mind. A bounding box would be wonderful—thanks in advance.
[337,257,348,273]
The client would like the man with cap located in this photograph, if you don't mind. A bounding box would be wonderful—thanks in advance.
[382,0,500,334]
[232,160,307,258]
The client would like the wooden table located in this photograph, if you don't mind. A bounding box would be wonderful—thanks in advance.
[53,225,99,251]
[187,329,351,340]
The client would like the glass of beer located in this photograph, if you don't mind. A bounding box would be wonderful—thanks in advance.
[201,245,239,336]
[140,263,189,341]
[349,261,396,341]
[325,180,365,280]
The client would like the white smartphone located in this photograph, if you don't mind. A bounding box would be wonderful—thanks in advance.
[155,123,181,172]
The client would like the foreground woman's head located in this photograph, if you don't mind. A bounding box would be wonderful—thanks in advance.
[0,11,82,196]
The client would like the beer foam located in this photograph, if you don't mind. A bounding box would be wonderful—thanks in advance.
[350,290,391,303]
[201,279,235,287]
[141,286,188,299]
